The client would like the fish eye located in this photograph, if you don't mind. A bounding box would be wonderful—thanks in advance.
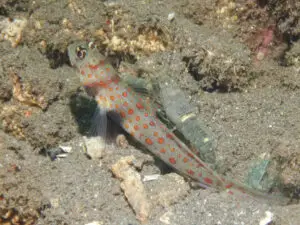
[76,46,87,60]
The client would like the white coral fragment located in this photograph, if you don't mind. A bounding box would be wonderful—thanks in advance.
[111,156,151,223]
[0,17,27,47]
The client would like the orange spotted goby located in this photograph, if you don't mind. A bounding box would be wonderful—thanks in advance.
[67,41,289,204]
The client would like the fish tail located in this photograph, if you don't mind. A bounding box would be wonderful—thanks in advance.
[221,176,291,205]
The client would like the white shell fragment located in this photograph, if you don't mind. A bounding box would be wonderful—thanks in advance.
[55,153,68,158]
[84,221,103,225]
[142,174,161,182]
[167,12,175,21]
[54,145,72,158]
[259,211,274,225]
[58,145,72,153]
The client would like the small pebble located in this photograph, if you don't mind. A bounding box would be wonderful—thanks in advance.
[167,12,175,21]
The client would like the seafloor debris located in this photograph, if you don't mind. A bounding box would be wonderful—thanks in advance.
[96,23,171,55]
[83,136,106,159]
[84,221,103,225]
[111,156,151,223]
[10,70,47,110]
[0,17,27,47]
[148,173,190,208]
[1,104,28,139]
[116,134,129,149]
[285,41,300,68]
[142,174,160,182]
[42,145,72,161]
[280,153,300,187]
[259,211,274,225]
[0,207,37,225]
[0,195,39,225]
[247,153,275,192]
[159,211,174,225]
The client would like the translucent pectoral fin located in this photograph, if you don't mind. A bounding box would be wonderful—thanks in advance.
[84,106,108,159]
[90,106,108,138]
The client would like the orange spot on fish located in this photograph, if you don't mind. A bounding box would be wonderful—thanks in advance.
[160,148,166,153]
[144,112,148,117]
[153,131,158,137]
[120,111,126,118]
[143,124,149,129]
[110,96,115,101]
[123,102,128,107]
[169,157,176,164]
[89,64,99,70]
[187,169,195,175]
[134,125,139,130]
[100,96,107,101]
[136,116,140,121]
[225,183,234,189]
[81,70,85,75]
[187,152,195,159]
[122,92,128,97]
[124,123,129,129]
[117,94,121,98]
[145,138,153,145]
[204,177,213,185]
[183,158,189,163]
[87,74,92,78]
[116,86,119,90]
[106,67,110,72]
[136,102,144,109]
[158,137,164,144]
[128,109,134,115]
[85,80,109,88]
[166,133,173,139]
[100,70,104,75]
[128,118,132,123]
[170,148,175,152]
[108,87,113,92]
[115,104,119,109]
[197,163,204,168]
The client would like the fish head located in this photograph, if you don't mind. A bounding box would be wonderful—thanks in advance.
[68,41,96,67]
[68,41,114,86]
